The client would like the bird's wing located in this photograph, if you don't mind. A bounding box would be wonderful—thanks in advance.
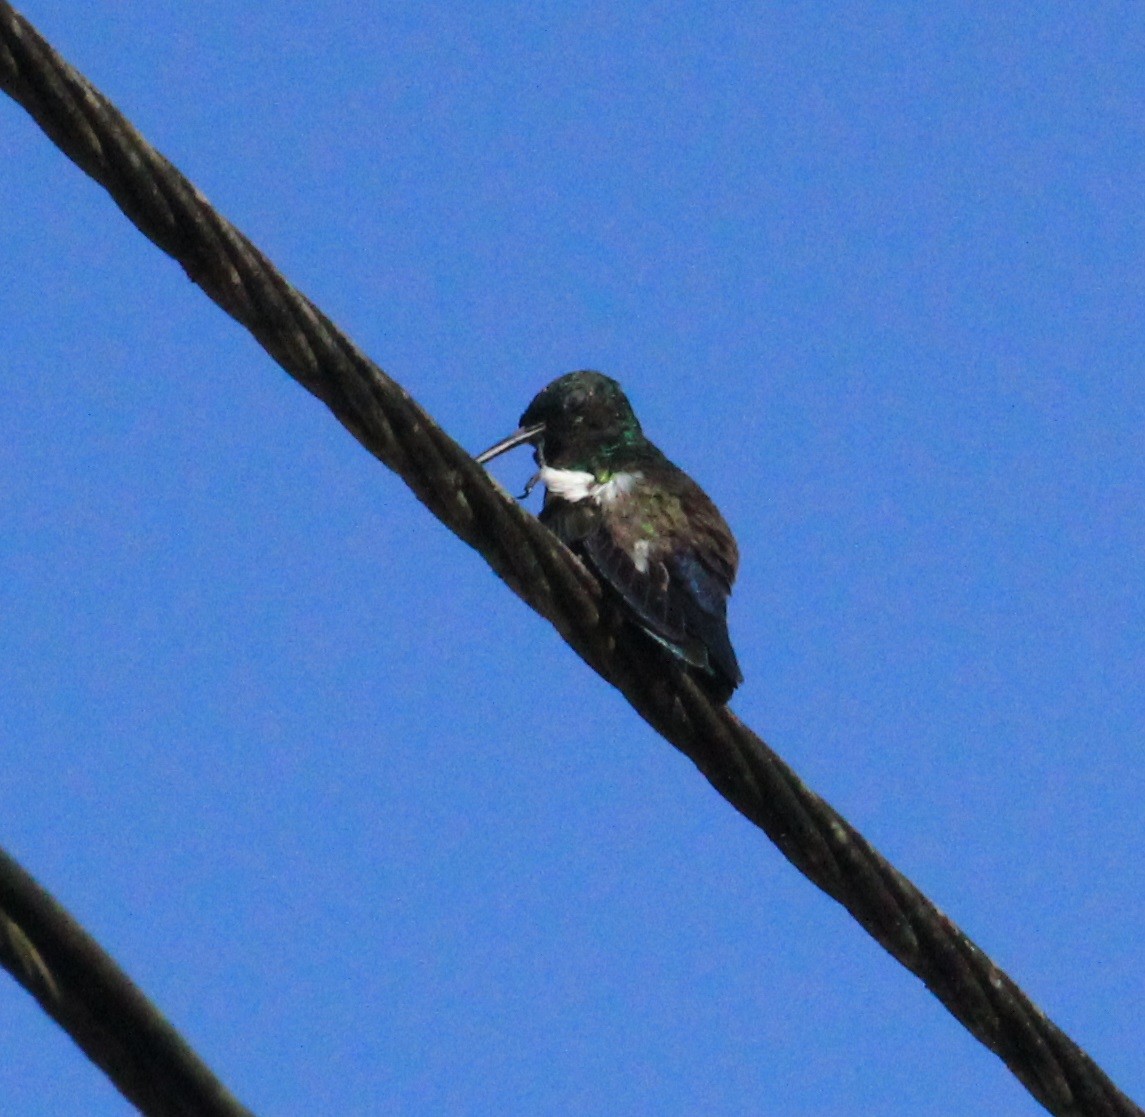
[663,546,742,688]
[580,525,711,670]
[539,477,742,691]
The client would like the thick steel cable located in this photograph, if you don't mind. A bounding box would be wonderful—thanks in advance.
[0,6,1138,1117]
[0,845,255,1117]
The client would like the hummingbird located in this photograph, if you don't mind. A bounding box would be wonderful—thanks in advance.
[476,370,742,702]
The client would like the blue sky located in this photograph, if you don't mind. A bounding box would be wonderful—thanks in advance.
[1,3,1141,1114]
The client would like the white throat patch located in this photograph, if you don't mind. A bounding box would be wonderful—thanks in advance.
[538,467,641,506]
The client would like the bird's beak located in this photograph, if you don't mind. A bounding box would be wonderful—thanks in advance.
[475,421,545,465]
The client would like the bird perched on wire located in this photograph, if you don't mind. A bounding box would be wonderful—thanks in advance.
[476,370,742,702]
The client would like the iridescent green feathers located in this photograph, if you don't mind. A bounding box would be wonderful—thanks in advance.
[478,371,742,701]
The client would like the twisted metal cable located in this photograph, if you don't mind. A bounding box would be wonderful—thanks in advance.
[0,846,254,1117]
[0,6,1138,1116]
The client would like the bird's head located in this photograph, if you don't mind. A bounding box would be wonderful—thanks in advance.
[476,370,643,470]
